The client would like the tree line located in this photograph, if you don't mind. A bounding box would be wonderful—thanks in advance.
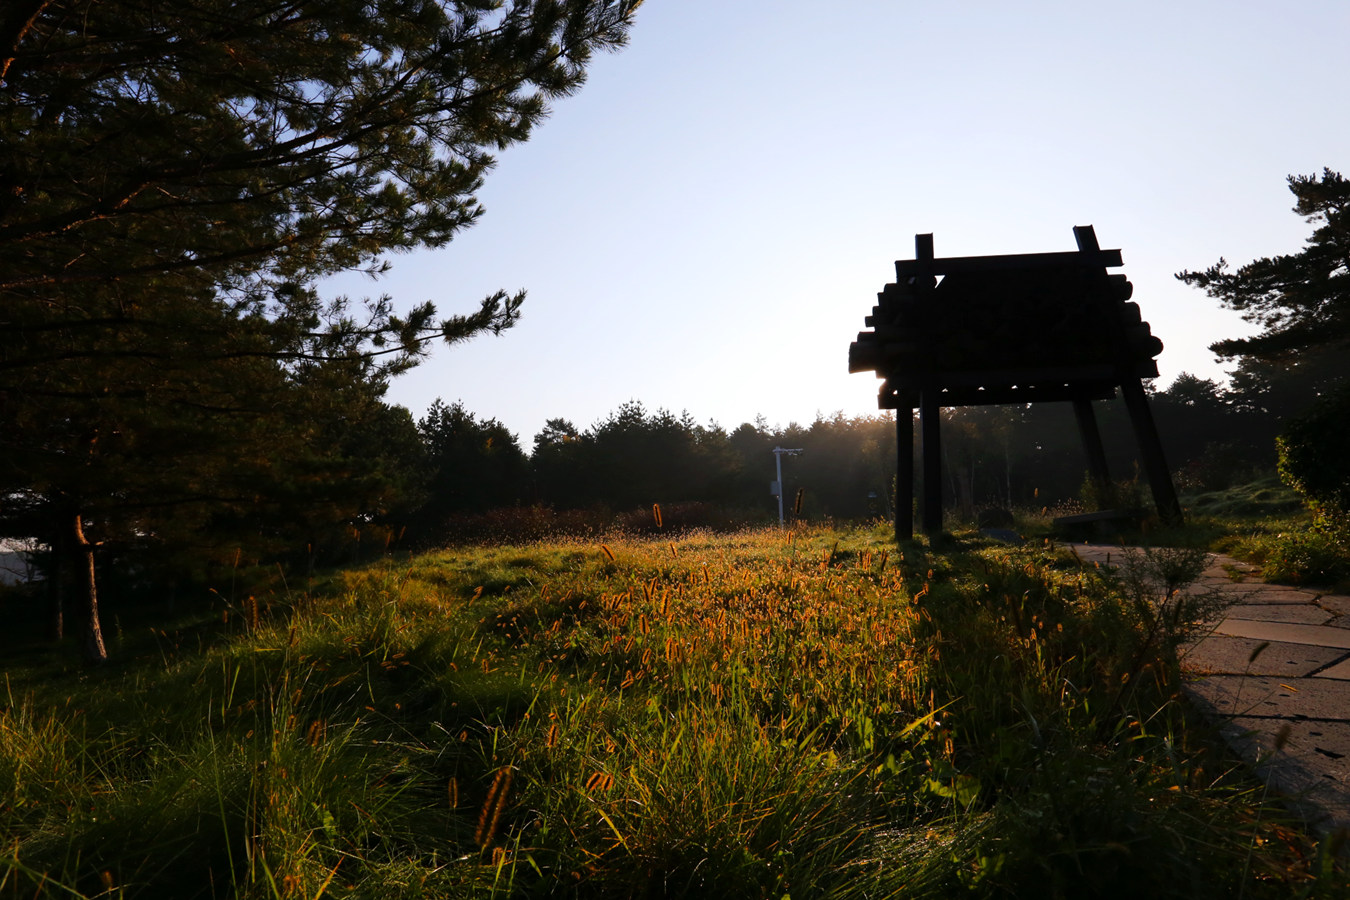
[403,370,1283,537]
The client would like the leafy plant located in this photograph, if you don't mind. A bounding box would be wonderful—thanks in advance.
[1277,387,1350,520]
[1260,523,1350,590]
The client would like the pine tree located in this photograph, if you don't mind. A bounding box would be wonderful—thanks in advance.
[416,398,528,523]
[0,0,642,660]
[1176,168,1349,414]
[2,0,641,295]
[1178,168,1350,519]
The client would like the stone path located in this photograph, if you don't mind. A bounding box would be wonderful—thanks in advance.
[1068,543,1350,841]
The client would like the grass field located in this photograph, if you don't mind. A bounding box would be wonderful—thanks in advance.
[2,523,1346,898]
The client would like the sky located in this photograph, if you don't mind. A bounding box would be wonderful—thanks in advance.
[320,0,1350,447]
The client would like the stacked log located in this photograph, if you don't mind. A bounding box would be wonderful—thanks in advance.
[848,266,1163,379]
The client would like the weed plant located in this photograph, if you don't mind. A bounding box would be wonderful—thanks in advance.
[1,526,1343,898]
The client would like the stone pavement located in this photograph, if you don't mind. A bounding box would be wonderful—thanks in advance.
[1068,542,1350,841]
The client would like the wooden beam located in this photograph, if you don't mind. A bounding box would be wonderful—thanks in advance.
[1073,224,1100,252]
[920,389,942,535]
[936,384,1119,406]
[882,359,1160,389]
[896,412,913,541]
[915,233,935,267]
[894,364,1120,387]
[1119,377,1184,526]
[895,247,1122,278]
[882,382,1119,409]
[1072,398,1112,488]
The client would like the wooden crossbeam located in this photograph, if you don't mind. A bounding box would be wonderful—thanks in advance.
[895,247,1122,278]
[880,382,1119,409]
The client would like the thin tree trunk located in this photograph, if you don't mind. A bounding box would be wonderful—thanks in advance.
[71,512,107,663]
[957,466,974,522]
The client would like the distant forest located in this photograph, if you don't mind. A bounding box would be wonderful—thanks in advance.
[407,370,1277,539]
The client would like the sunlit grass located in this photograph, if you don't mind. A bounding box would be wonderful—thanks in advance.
[1,525,1342,898]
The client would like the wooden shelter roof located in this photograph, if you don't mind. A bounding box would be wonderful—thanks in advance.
[848,226,1164,410]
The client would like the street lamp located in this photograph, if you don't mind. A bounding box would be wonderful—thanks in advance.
[770,446,804,526]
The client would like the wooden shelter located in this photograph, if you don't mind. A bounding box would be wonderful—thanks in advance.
[848,226,1183,539]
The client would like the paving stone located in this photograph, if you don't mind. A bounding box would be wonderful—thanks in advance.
[1068,543,1350,838]
[1221,604,1336,625]
[1316,657,1350,681]
[1215,717,1350,837]
[1218,562,1258,574]
[1320,595,1350,617]
[1210,619,1350,650]
[1222,718,1350,781]
[1182,636,1347,678]
[1203,583,1322,604]
[1184,674,1350,720]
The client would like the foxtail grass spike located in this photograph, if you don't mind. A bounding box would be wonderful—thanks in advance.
[475,767,513,849]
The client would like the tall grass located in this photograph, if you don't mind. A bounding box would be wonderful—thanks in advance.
[1,525,1343,898]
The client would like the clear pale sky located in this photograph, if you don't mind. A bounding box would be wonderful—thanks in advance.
[321,1,1350,447]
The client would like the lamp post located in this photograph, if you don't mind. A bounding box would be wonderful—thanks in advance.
[770,446,804,526]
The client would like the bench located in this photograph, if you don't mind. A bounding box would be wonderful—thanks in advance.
[1052,508,1149,539]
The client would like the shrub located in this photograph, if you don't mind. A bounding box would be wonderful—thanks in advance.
[1260,521,1350,589]
[1174,441,1263,493]
[1277,386,1350,519]
[1078,473,1146,511]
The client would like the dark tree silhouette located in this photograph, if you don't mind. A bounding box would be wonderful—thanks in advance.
[0,0,641,660]
[417,399,529,520]
[1178,169,1350,520]
[1177,168,1349,415]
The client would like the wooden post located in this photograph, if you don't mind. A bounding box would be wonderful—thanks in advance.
[920,388,942,535]
[1119,377,1184,525]
[1073,224,1099,252]
[1072,397,1111,489]
[895,409,913,541]
[912,234,942,536]
[915,232,935,264]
